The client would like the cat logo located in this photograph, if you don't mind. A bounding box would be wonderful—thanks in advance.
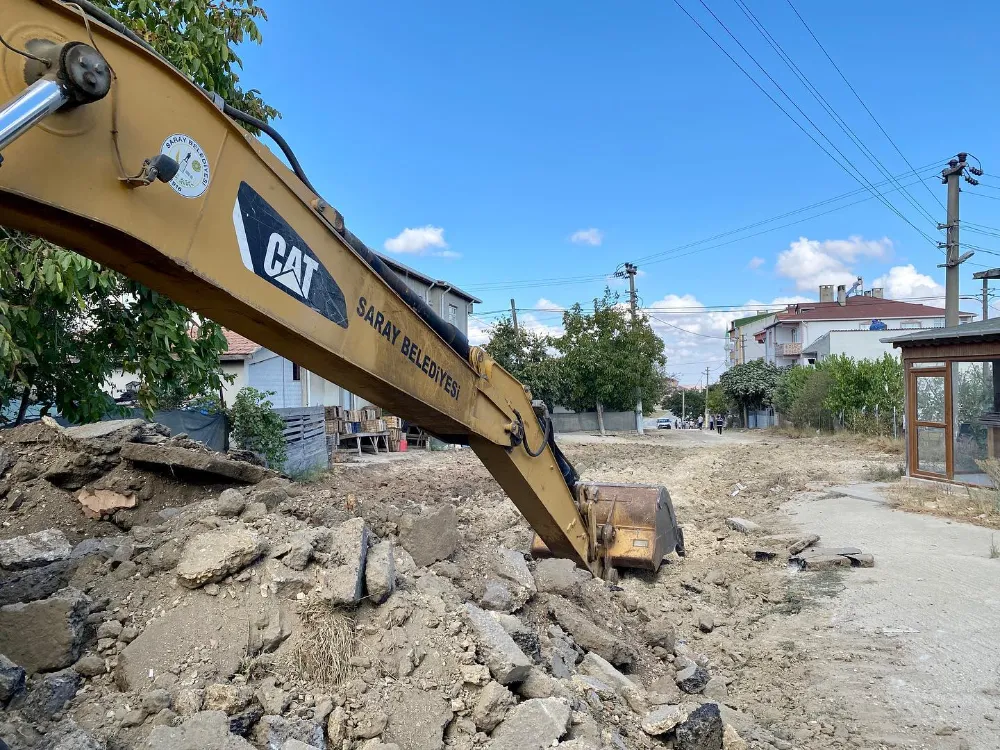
[264,232,320,298]
[232,181,348,328]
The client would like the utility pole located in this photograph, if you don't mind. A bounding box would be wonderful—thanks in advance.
[623,262,644,434]
[681,390,686,425]
[704,367,710,430]
[972,268,1000,322]
[510,298,519,335]
[940,153,982,326]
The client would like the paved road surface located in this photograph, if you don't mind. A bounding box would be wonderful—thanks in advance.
[784,488,1000,749]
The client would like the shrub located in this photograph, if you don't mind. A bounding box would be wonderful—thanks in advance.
[229,387,287,470]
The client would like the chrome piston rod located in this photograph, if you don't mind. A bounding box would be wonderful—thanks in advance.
[0,78,69,153]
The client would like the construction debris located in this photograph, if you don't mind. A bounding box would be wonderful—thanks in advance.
[77,488,138,519]
[120,442,270,484]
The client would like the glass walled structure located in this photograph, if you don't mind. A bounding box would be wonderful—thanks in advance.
[888,319,1000,486]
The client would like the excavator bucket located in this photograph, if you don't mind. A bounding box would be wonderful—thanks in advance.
[532,482,684,573]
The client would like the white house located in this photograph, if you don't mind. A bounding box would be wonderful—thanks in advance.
[756,283,973,367]
[801,329,899,363]
[219,256,481,409]
[726,311,776,366]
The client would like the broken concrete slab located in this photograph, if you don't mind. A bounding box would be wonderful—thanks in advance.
[532,558,586,598]
[144,710,256,750]
[365,541,396,604]
[489,697,571,750]
[675,702,723,750]
[760,533,820,555]
[251,714,326,750]
[203,683,254,715]
[675,665,710,694]
[641,704,686,736]
[383,686,453,750]
[0,529,72,570]
[493,548,537,594]
[845,553,875,568]
[261,559,315,600]
[464,604,531,684]
[725,517,761,534]
[0,654,26,704]
[791,554,851,571]
[481,580,514,612]
[0,587,89,673]
[120,442,269,484]
[578,652,642,697]
[22,668,81,723]
[795,546,863,557]
[175,527,267,588]
[547,597,636,668]
[643,618,676,652]
[248,605,292,655]
[398,504,458,568]
[319,517,369,607]
[473,681,515,731]
[749,548,779,562]
[0,557,78,606]
[116,596,250,690]
[64,419,146,443]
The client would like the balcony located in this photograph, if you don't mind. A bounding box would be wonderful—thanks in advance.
[777,342,802,357]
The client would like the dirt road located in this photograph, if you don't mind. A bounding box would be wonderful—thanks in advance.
[563,428,994,749]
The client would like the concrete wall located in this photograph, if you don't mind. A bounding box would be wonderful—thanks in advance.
[219,361,247,407]
[551,411,638,433]
[247,350,302,408]
[815,330,900,362]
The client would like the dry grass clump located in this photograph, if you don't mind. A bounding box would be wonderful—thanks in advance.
[289,598,357,688]
[886,481,1000,530]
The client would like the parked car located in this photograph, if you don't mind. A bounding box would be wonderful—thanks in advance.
[656,418,671,429]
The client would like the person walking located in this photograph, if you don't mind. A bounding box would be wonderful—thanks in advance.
[716,414,724,435]
[697,415,704,430]
[708,415,715,431]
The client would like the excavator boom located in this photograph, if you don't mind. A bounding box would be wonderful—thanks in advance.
[0,0,683,576]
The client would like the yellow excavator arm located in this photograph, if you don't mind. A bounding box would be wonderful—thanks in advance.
[0,0,683,576]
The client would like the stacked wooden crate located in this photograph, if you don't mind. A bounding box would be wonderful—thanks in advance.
[324,405,345,436]
[385,415,404,451]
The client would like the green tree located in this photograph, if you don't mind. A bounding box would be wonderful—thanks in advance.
[773,365,811,416]
[229,387,286,469]
[719,359,782,424]
[1,1,276,424]
[706,383,730,416]
[483,317,565,410]
[662,387,703,421]
[788,369,832,428]
[555,290,666,428]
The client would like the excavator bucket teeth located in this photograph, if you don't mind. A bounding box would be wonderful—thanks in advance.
[531,482,683,572]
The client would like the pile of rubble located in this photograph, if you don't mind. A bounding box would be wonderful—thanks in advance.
[725,518,874,571]
[0,422,764,750]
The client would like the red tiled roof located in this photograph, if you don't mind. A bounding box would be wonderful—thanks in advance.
[222,329,261,358]
[766,296,969,325]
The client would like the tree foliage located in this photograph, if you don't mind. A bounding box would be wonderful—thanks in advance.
[661,387,702,420]
[482,290,667,417]
[554,290,666,414]
[1,1,276,423]
[229,387,286,469]
[483,317,564,410]
[719,359,782,416]
[93,0,278,124]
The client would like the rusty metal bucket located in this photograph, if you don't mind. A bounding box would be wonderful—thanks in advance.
[532,482,684,573]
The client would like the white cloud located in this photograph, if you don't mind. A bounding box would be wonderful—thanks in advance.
[774,235,892,291]
[570,228,604,246]
[871,264,945,302]
[747,256,765,270]
[384,226,458,258]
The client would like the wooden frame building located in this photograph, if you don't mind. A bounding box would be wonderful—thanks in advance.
[886,319,1000,486]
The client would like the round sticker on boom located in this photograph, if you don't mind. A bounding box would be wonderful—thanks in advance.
[160,133,211,198]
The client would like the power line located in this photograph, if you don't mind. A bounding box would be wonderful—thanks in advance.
[783,0,946,214]
[732,0,938,226]
[648,314,734,339]
[675,0,940,247]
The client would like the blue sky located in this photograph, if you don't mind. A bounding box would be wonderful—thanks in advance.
[238,0,1000,384]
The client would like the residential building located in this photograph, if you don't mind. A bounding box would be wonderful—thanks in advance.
[726,311,776,366]
[801,329,898,363]
[219,256,481,409]
[757,284,973,367]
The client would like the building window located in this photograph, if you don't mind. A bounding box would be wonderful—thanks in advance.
[292,362,301,381]
[859,322,869,330]
[790,328,797,342]
[901,321,922,329]
[447,304,458,326]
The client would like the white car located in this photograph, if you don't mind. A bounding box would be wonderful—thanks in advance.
[656,418,672,429]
